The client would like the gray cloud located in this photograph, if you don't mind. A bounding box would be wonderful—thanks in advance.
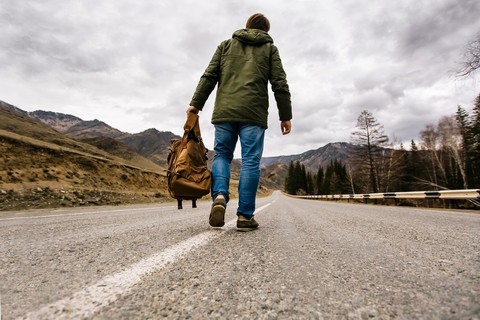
[400,0,480,55]
[0,0,479,156]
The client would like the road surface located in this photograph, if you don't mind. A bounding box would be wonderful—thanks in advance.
[1,191,479,319]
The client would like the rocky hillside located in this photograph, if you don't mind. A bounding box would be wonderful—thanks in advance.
[117,128,178,166]
[30,110,126,138]
[31,110,179,166]
[0,101,169,211]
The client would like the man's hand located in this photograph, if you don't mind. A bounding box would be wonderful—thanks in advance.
[281,120,291,135]
[186,106,199,114]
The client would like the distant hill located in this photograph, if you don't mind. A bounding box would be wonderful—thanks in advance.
[30,110,126,138]
[31,110,179,166]
[0,100,169,210]
[259,162,289,190]
[117,128,178,166]
[1,101,117,158]
[262,142,353,171]
[28,110,82,133]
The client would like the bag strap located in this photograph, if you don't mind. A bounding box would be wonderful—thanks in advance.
[170,115,195,172]
[184,113,198,132]
[169,113,204,174]
[183,113,202,140]
[176,113,203,155]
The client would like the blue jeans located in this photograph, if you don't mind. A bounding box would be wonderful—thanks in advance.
[211,122,265,217]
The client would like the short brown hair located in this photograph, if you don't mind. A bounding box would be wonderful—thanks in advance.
[246,13,270,32]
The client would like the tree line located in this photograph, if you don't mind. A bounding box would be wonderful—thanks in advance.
[285,93,480,195]
[284,159,351,195]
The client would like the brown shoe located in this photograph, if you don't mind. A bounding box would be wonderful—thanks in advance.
[209,195,226,227]
[236,215,259,232]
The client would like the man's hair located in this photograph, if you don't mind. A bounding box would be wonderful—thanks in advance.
[246,13,270,32]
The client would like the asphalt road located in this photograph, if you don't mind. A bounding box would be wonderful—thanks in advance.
[1,191,479,319]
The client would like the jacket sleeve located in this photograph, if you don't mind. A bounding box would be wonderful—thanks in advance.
[270,45,292,121]
[189,42,223,110]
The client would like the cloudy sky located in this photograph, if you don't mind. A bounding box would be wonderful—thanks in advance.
[1,0,479,157]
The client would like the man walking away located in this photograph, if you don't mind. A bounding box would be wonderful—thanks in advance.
[187,13,292,231]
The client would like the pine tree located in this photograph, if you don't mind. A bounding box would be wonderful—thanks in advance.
[305,171,314,195]
[323,162,331,195]
[316,166,324,195]
[300,163,308,193]
[285,161,309,195]
[285,161,296,194]
[403,140,420,191]
[332,159,350,194]
[470,93,480,187]
[293,162,303,194]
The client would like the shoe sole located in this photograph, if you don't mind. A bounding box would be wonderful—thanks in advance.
[209,205,225,227]
[236,227,258,232]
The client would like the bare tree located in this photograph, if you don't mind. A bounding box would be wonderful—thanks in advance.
[419,124,443,189]
[380,136,406,192]
[456,34,480,78]
[437,116,468,189]
[350,110,389,193]
[419,116,468,190]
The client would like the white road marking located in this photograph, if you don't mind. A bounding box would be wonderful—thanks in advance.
[20,201,272,320]
[0,206,176,222]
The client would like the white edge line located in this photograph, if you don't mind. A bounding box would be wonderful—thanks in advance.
[20,230,221,320]
[20,200,274,319]
[0,206,176,222]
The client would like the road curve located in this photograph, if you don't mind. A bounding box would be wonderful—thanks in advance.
[1,191,478,319]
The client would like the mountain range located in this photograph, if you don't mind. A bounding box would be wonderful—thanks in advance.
[28,105,355,171]
[0,99,354,210]
[29,110,179,167]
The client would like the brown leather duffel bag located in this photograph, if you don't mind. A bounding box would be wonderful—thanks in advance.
[166,113,211,209]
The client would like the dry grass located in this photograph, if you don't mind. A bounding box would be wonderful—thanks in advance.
[0,106,170,210]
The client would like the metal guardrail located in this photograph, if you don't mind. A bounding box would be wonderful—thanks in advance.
[288,189,480,201]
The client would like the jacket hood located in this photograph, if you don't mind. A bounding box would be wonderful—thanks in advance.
[232,29,273,46]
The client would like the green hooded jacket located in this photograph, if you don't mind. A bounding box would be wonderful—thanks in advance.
[189,29,292,128]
